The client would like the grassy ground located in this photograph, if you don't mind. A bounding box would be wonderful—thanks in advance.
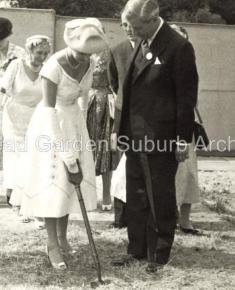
[199,171,235,219]
[0,171,235,290]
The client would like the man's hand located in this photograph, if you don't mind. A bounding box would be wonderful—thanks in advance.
[111,133,117,151]
[175,143,189,162]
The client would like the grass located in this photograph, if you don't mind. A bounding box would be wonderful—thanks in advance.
[0,171,235,289]
[199,171,235,218]
[0,206,235,290]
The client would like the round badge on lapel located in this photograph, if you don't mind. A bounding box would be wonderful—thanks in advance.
[146,52,153,60]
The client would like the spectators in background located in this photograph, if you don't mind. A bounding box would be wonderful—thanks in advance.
[0,17,25,181]
[171,24,200,235]
[108,11,137,228]
[1,35,51,228]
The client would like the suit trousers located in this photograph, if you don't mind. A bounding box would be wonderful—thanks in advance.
[126,153,178,264]
[114,197,127,227]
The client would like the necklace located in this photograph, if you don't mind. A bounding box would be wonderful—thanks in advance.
[66,49,80,69]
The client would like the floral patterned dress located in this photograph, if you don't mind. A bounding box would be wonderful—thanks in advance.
[87,51,114,175]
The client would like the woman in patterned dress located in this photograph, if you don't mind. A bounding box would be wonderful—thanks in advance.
[86,18,115,211]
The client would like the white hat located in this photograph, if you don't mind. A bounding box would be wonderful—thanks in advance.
[63,18,108,54]
[86,17,104,32]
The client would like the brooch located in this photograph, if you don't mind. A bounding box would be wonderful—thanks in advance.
[145,52,153,60]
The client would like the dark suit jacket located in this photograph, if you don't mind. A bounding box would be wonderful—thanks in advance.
[119,22,198,153]
[108,40,134,133]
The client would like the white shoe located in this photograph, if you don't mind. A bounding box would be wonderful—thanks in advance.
[101,204,112,211]
[34,218,45,230]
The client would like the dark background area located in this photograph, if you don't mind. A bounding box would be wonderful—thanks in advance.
[11,0,235,25]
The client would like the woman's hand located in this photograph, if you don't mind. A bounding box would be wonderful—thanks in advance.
[67,160,79,173]
[175,143,189,162]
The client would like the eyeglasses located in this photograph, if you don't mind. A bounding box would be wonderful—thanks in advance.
[120,22,130,28]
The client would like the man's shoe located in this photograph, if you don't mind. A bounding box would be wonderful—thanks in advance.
[109,222,127,229]
[111,254,143,267]
[146,263,158,274]
[145,262,164,274]
[179,226,200,235]
[101,204,112,211]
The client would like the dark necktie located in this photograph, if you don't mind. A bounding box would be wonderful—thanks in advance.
[141,40,149,57]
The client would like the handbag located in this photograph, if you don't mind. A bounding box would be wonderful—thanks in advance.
[194,107,209,150]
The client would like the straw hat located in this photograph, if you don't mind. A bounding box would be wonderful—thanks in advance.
[63,18,108,54]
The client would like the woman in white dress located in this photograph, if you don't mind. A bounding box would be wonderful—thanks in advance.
[0,17,25,186]
[175,139,200,233]
[1,35,50,226]
[20,19,108,270]
[171,24,200,234]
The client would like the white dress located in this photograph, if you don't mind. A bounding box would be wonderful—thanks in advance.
[111,154,126,203]
[1,59,42,198]
[175,142,200,205]
[0,43,25,170]
[19,54,97,217]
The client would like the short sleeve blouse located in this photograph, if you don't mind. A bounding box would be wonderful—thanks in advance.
[40,52,94,107]
[40,56,62,85]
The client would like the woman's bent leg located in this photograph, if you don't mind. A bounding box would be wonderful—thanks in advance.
[179,203,199,234]
[45,217,66,269]
[179,203,192,228]
[57,215,76,254]
[6,188,13,206]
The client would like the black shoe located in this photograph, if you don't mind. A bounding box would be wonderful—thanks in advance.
[146,263,158,274]
[111,254,144,267]
[146,262,164,274]
[180,226,200,235]
[109,222,127,229]
[6,196,12,207]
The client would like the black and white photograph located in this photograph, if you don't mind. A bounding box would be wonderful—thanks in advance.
[0,0,235,289]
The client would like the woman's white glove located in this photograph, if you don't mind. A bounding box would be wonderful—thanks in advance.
[67,160,79,174]
[38,106,78,171]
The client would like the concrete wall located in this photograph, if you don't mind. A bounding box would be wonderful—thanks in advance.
[182,23,235,155]
[0,8,55,50]
[1,8,235,155]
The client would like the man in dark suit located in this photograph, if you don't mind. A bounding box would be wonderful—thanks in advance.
[108,12,136,229]
[112,0,198,273]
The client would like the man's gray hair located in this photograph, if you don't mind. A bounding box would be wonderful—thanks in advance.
[123,0,159,22]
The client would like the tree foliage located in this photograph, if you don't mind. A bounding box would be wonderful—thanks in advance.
[17,0,126,18]
[13,0,235,24]
[158,0,225,24]
[208,0,235,24]
[0,0,18,7]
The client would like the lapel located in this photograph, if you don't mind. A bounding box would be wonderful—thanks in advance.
[120,40,134,69]
[123,39,141,94]
[131,22,170,85]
